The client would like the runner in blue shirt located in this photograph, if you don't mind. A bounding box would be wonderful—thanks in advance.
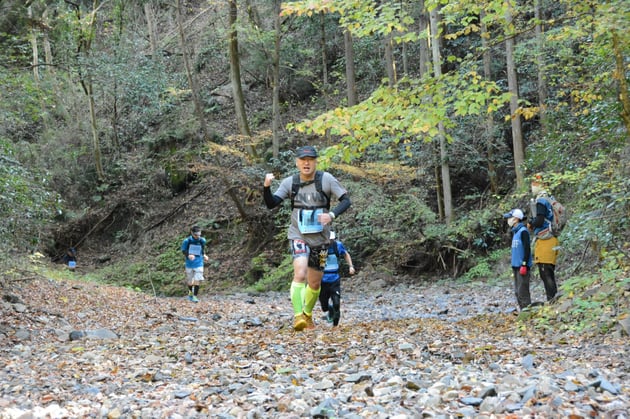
[181,226,209,303]
[318,231,355,326]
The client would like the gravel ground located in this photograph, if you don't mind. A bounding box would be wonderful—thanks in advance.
[1,275,628,418]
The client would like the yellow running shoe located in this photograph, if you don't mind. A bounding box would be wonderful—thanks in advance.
[293,314,307,331]
[304,312,315,330]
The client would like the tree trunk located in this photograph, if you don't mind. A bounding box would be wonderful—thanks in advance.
[320,12,328,86]
[176,0,208,144]
[505,2,525,189]
[344,30,357,106]
[42,8,54,74]
[87,81,105,180]
[228,0,257,158]
[110,0,126,153]
[430,7,453,224]
[271,0,282,158]
[535,0,547,131]
[481,11,498,194]
[611,31,630,139]
[400,0,407,76]
[28,6,40,82]
[72,0,104,180]
[174,0,248,219]
[384,34,396,87]
[144,1,158,58]
[434,143,444,220]
[418,0,430,77]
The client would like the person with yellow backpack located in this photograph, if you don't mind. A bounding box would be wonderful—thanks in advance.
[528,174,565,302]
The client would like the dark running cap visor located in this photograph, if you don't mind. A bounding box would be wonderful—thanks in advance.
[296,146,318,158]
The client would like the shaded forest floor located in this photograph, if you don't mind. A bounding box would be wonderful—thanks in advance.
[1,268,628,418]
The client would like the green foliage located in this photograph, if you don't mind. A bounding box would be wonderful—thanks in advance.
[462,248,510,282]
[289,73,510,164]
[247,252,294,293]
[0,139,60,259]
[92,241,183,296]
[0,67,50,139]
[528,268,629,335]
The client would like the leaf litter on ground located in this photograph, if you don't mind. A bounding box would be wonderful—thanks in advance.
[0,272,628,418]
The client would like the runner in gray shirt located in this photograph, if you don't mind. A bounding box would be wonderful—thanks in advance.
[264,145,351,331]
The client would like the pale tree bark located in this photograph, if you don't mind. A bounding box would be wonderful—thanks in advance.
[399,0,408,75]
[481,10,498,194]
[430,6,453,224]
[320,12,328,86]
[110,0,127,153]
[271,0,282,158]
[418,0,430,77]
[42,8,54,74]
[228,0,257,158]
[344,30,357,106]
[43,5,74,123]
[70,0,104,180]
[384,34,396,87]
[505,1,525,189]
[534,0,547,130]
[175,0,208,144]
[611,31,630,139]
[87,83,102,178]
[28,6,40,82]
[144,0,158,57]
[401,38,408,76]
[175,0,248,219]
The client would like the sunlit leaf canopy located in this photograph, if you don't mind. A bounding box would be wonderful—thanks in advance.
[282,0,512,163]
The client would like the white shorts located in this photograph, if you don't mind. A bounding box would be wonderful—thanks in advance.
[185,267,205,284]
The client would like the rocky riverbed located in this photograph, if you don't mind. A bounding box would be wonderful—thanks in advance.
[1,274,628,418]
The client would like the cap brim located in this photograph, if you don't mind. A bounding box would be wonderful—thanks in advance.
[503,212,513,218]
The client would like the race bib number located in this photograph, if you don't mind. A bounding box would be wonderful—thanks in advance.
[188,244,202,256]
[291,240,308,255]
[298,209,324,234]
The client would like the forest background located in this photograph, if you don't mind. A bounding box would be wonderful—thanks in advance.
[0,0,628,335]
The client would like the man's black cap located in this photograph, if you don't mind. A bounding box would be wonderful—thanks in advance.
[296,146,318,158]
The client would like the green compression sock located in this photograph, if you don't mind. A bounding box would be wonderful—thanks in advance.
[303,285,321,316]
[290,282,306,315]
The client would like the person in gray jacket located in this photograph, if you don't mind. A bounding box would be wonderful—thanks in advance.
[264,145,351,331]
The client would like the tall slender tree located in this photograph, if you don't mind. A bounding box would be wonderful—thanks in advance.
[344,30,357,106]
[417,0,430,78]
[504,0,525,189]
[271,0,282,158]
[69,0,105,180]
[228,0,257,158]
[144,0,158,58]
[534,0,547,130]
[429,6,453,224]
[481,9,498,194]
[176,0,207,144]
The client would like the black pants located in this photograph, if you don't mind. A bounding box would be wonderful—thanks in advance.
[513,267,531,309]
[537,263,558,301]
[319,280,341,326]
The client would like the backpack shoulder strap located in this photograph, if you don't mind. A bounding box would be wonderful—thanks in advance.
[290,173,301,209]
[291,171,330,209]
[184,236,205,254]
[315,171,330,209]
[329,240,340,260]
